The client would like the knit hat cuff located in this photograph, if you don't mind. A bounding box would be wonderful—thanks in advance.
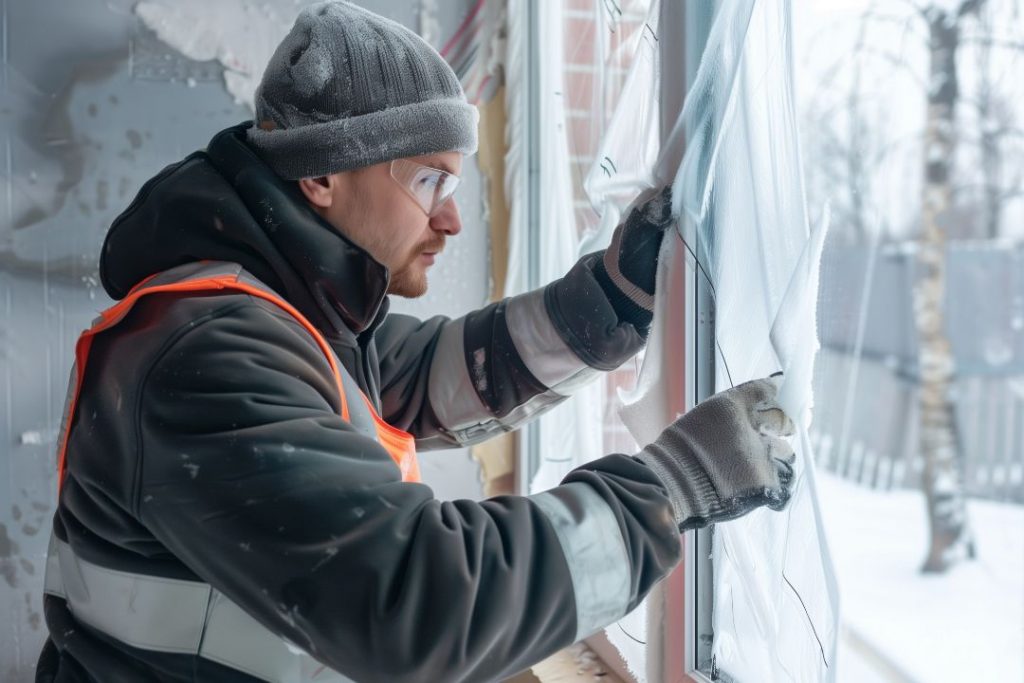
[246,99,480,180]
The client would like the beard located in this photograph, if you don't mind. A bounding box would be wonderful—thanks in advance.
[386,237,445,298]
[387,263,428,298]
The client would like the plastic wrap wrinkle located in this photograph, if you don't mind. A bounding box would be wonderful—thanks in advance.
[525,0,605,496]
[674,0,756,232]
[587,0,839,681]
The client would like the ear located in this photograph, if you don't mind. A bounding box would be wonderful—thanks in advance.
[298,175,336,210]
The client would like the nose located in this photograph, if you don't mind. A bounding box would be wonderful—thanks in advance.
[430,199,462,236]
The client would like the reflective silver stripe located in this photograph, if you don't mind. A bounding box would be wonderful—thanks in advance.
[426,311,589,446]
[426,317,492,433]
[197,591,341,682]
[504,290,602,395]
[43,534,65,598]
[494,388,566,432]
[548,365,602,397]
[54,364,78,461]
[43,535,354,682]
[442,389,569,446]
[530,483,633,641]
[46,535,211,654]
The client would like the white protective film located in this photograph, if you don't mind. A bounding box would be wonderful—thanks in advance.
[588,0,841,680]
[508,0,606,497]
[580,4,667,677]
[506,0,658,497]
[683,4,839,679]
[504,1,661,675]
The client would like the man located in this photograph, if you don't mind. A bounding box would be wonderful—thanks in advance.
[36,3,796,682]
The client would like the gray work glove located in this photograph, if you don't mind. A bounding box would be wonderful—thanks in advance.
[636,376,797,532]
[593,185,675,335]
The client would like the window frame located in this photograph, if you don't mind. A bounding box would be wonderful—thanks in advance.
[514,0,544,496]
[680,2,718,680]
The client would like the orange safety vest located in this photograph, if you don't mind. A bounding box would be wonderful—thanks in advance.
[55,261,421,490]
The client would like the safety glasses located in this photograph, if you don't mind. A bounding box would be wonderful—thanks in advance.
[389,159,461,217]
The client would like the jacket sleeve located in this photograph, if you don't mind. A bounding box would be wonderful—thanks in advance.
[377,252,646,449]
[136,301,680,683]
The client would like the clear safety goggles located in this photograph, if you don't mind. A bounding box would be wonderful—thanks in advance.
[389,159,461,217]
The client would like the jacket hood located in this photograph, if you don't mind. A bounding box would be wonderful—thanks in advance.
[100,122,391,339]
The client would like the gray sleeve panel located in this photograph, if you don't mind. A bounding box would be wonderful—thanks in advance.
[504,289,603,394]
[379,255,644,447]
[530,482,633,641]
[424,316,493,435]
[419,313,585,448]
[377,309,569,448]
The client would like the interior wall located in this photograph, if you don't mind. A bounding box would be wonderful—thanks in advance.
[0,1,489,678]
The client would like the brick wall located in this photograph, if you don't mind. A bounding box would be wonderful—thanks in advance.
[558,0,652,455]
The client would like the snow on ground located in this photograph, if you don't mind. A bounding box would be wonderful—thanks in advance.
[817,472,1024,682]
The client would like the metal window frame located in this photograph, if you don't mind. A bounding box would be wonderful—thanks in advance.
[516,0,544,497]
[663,3,719,682]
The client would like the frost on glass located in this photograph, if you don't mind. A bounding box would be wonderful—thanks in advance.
[587,0,840,680]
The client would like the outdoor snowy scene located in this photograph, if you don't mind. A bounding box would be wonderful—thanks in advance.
[797,0,1024,679]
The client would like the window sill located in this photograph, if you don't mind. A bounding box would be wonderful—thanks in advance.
[504,643,629,683]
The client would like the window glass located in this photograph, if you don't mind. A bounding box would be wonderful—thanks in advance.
[797,0,1024,679]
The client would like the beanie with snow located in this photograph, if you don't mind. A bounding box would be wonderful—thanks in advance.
[247,1,479,180]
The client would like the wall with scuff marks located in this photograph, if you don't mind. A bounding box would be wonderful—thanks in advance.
[0,1,489,678]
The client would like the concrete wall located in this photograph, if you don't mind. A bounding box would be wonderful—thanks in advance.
[0,1,489,678]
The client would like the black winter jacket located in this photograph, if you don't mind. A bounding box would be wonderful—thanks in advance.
[37,123,681,683]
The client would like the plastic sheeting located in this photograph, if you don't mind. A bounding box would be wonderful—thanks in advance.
[505,0,657,496]
[587,0,840,680]
[502,3,659,673]
[682,2,839,678]
[509,0,607,495]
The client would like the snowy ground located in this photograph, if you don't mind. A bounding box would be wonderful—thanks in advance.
[816,472,1024,682]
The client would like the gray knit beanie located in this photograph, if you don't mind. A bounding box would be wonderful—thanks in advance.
[247,1,479,180]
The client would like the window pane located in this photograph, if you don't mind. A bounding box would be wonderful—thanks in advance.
[797,0,1024,679]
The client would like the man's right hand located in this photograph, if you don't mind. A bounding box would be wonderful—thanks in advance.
[635,376,797,532]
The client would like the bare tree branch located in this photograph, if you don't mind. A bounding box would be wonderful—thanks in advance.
[961,37,1024,50]
[954,181,1024,196]
[958,0,986,19]
[891,0,932,23]
[957,125,1024,145]
[861,9,928,39]
[857,46,928,89]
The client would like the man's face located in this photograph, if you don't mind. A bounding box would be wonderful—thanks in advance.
[303,152,464,298]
